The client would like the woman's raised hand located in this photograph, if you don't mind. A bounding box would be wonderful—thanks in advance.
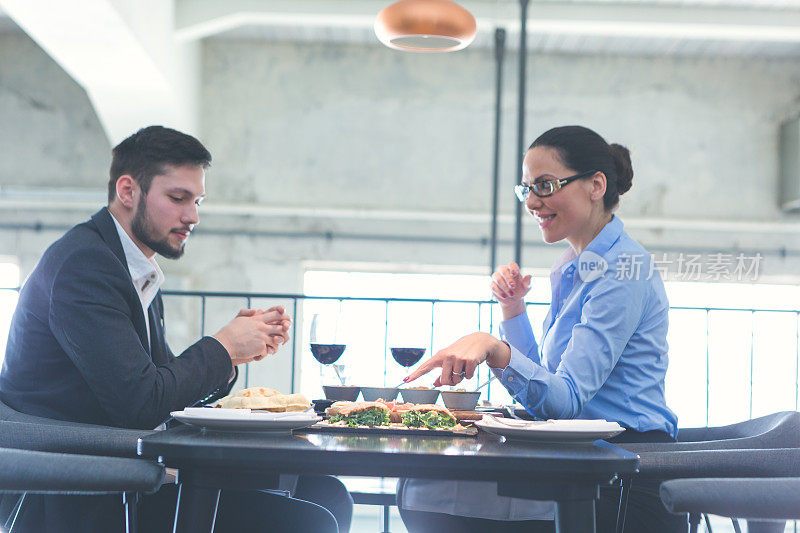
[490,262,531,320]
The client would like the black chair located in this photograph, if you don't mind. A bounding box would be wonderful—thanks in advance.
[0,399,160,532]
[0,397,156,456]
[649,448,800,532]
[0,446,164,532]
[661,471,800,533]
[616,411,800,533]
[624,411,800,454]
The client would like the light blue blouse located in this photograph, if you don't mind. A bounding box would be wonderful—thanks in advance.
[495,216,678,437]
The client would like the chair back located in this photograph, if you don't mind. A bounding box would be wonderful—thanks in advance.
[0,400,152,458]
[0,397,93,427]
[676,411,800,449]
[622,411,800,453]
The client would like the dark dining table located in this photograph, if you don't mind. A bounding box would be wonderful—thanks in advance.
[137,425,638,533]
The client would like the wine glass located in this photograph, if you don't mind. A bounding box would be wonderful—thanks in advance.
[387,301,431,384]
[309,313,347,386]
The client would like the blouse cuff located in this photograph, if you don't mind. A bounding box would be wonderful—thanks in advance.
[499,312,537,355]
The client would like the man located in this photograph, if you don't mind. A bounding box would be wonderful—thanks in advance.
[0,126,351,532]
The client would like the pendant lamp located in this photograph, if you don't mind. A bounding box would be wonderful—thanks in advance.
[374,0,477,52]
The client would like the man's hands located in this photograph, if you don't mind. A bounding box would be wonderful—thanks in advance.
[213,305,292,366]
[491,262,531,320]
[403,332,511,387]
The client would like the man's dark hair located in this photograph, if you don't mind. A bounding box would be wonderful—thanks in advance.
[107,125,212,203]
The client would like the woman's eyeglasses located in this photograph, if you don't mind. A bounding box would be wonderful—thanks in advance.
[514,170,598,201]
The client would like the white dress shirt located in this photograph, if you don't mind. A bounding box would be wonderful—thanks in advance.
[109,214,164,350]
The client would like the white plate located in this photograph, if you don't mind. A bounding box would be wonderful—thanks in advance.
[171,408,321,433]
[475,415,625,443]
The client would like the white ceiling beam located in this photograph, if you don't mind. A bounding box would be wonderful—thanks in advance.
[176,0,380,41]
[0,0,199,145]
[175,0,800,44]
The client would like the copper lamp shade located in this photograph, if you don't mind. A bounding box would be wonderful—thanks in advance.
[374,0,477,52]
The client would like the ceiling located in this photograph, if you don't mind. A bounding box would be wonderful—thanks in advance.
[176,0,800,57]
[2,0,800,57]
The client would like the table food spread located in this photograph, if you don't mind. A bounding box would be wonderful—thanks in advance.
[149,379,637,533]
[311,399,478,436]
[169,386,625,443]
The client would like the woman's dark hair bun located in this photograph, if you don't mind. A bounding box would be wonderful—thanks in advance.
[609,143,633,196]
[530,126,634,210]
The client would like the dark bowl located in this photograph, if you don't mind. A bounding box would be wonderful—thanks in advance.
[360,386,399,402]
[441,390,481,410]
[310,344,346,365]
[399,388,440,405]
[311,399,335,415]
[322,385,361,402]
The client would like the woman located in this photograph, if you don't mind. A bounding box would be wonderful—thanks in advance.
[399,125,683,533]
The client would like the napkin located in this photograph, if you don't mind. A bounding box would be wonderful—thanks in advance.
[544,419,623,430]
[180,407,252,419]
[482,415,622,432]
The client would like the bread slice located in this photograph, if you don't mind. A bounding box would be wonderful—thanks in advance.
[215,389,310,412]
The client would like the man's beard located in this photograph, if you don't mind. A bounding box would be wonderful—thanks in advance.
[131,195,186,260]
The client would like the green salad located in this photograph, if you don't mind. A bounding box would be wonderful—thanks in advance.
[401,410,457,429]
[329,407,390,427]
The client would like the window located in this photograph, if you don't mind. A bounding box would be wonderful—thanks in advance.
[665,281,800,428]
[0,260,20,365]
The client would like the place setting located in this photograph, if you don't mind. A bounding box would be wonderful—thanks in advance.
[170,389,321,433]
[475,415,626,443]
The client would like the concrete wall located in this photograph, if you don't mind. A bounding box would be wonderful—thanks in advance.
[203,39,800,222]
[198,38,800,283]
[4,30,800,390]
[0,32,110,189]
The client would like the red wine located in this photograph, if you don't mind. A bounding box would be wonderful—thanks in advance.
[310,343,346,364]
[390,347,426,367]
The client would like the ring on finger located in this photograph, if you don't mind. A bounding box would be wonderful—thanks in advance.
[451,371,466,377]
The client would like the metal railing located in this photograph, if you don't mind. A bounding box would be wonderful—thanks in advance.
[2,287,800,426]
[161,291,800,426]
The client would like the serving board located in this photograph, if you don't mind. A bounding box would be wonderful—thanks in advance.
[301,421,478,437]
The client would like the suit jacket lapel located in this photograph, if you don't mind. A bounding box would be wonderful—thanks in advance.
[148,292,167,364]
[90,207,151,353]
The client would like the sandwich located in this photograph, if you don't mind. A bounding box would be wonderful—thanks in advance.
[400,404,457,429]
[373,400,414,423]
[327,401,391,427]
